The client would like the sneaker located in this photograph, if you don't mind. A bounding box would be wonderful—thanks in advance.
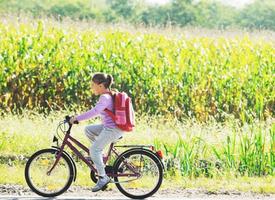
[92,175,111,192]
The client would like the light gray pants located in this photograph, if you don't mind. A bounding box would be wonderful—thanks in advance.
[84,124,123,177]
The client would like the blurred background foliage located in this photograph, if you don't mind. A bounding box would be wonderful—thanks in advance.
[0,0,274,30]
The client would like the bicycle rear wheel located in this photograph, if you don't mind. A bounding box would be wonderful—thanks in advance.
[113,149,163,199]
[25,148,74,197]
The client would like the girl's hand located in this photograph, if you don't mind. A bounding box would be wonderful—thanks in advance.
[69,116,77,124]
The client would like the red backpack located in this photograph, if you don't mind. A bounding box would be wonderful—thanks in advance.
[104,92,135,132]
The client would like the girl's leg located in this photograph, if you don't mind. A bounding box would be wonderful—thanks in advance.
[84,124,104,142]
[91,127,123,177]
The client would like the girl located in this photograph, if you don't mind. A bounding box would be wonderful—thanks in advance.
[70,72,123,192]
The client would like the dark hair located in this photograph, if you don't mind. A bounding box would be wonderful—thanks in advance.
[92,72,113,89]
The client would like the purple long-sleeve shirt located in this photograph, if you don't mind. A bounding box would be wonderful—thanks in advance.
[76,94,117,128]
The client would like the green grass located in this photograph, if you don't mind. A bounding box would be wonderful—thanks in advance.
[0,110,274,193]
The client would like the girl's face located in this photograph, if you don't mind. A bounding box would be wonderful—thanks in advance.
[91,81,105,95]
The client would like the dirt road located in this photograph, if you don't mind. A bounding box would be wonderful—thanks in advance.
[0,184,274,200]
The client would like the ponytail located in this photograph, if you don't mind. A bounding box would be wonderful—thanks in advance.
[92,72,113,89]
[107,74,113,89]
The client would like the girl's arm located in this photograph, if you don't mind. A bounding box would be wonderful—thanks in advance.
[75,95,109,122]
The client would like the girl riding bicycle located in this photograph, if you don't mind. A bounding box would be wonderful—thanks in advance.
[70,72,123,192]
[25,74,163,198]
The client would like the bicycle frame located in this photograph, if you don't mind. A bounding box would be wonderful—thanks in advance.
[47,123,140,178]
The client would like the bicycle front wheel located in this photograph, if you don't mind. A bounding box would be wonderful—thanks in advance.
[113,149,163,199]
[25,148,74,197]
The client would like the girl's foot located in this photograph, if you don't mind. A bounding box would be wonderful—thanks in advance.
[92,175,110,192]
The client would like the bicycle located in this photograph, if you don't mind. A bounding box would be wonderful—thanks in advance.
[25,116,164,199]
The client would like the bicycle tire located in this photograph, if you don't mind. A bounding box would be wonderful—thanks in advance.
[25,148,74,197]
[113,149,163,199]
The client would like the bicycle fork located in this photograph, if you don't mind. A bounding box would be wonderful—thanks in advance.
[47,134,69,175]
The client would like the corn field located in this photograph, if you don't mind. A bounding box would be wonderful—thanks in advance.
[0,21,274,122]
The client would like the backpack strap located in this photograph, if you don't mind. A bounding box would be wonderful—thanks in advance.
[104,108,116,121]
[103,91,116,102]
[103,91,116,121]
